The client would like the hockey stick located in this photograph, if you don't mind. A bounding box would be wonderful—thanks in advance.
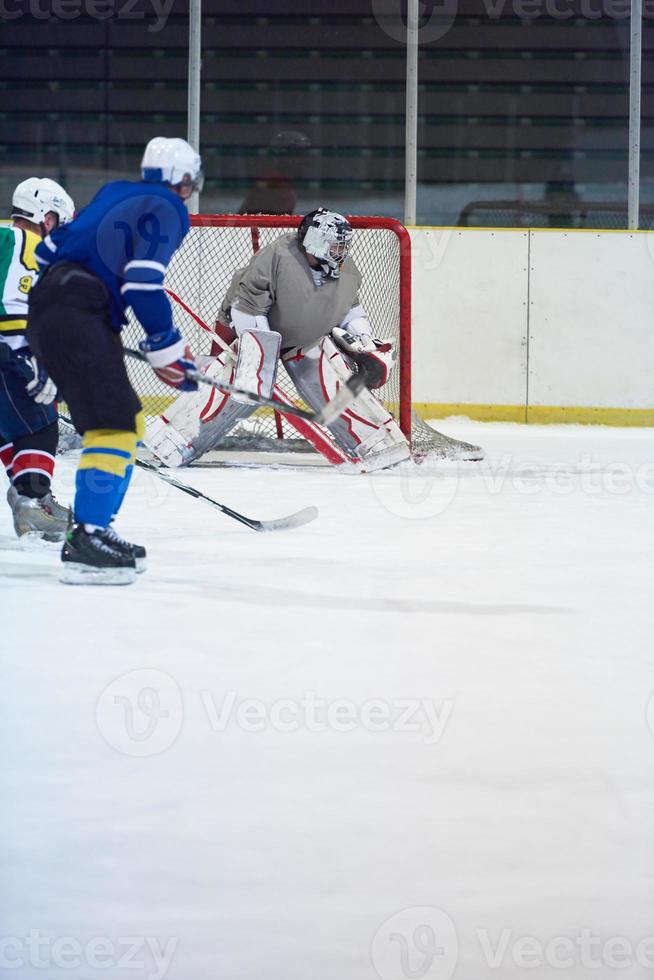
[164,288,356,467]
[133,457,318,532]
[58,414,318,533]
[123,347,367,427]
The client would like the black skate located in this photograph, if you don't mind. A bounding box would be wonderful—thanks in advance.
[103,524,147,573]
[60,523,136,586]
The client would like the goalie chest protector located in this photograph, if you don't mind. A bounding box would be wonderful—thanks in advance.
[221,234,362,352]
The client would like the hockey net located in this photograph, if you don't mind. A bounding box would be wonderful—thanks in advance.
[123,214,482,463]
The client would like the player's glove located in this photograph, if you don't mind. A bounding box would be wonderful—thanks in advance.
[140,329,199,392]
[24,354,57,405]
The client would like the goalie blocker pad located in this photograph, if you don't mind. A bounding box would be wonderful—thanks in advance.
[282,336,410,472]
[232,328,281,403]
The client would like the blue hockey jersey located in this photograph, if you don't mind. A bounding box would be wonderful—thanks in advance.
[34,180,190,335]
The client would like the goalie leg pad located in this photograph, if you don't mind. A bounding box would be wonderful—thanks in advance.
[185,397,257,462]
[144,415,192,467]
[144,355,258,466]
[232,329,281,403]
[283,337,410,471]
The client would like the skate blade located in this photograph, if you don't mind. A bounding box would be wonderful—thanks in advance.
[16,526,67,543]
[136,558,147,574]
[60,563,137,586]
[43,531,67,543]
[18,532,61,550]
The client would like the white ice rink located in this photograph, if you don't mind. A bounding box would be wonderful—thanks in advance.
[2,420,653,980]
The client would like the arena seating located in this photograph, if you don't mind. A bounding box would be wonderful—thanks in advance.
[1,0,651,223]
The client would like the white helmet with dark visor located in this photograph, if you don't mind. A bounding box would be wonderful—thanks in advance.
[299,208,353,280]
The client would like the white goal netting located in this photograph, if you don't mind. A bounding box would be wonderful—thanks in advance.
[123,214,482,463]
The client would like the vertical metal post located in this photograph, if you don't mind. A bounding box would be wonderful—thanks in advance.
[628,0,642,230]
[404,0,419,226]
[188,0,202,214]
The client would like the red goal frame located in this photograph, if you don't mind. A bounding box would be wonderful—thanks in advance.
[188,214,413,442]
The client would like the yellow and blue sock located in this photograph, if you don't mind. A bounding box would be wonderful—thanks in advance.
[75,413,144,527]
[109,412,145,520]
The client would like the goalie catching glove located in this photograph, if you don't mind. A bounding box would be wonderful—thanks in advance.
[331,326,396,390]
[140,328,198,392]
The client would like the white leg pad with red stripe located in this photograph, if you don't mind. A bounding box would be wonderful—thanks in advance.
[282,337,410,472]
[144,416,193,468]
[144,351,258,466]
[145,337,409,472]
[233,329,281,403]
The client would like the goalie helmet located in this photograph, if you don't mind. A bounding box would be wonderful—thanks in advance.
[299,208,353,280]
[141,137,204,194]
[11,177,75,228]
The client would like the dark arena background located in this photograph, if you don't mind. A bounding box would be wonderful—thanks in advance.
[2,0,653,224]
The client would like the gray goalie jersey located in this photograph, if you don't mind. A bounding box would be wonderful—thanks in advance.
[219,232,362,350]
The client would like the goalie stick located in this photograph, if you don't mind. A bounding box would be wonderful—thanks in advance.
[58,415,318,533]
[124,347,367,428]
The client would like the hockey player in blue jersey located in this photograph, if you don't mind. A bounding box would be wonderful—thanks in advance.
[28,137,202,585]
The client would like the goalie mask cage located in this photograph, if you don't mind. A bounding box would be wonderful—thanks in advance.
[124,213,438,459]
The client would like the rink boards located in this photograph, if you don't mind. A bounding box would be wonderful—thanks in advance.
[410,227,654,425]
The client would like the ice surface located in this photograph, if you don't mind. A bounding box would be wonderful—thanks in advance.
[1,421,653,980]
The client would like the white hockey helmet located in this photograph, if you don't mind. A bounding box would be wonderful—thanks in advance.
[11,177,75,227]
[141,137,204,193]
[299,208,353,279]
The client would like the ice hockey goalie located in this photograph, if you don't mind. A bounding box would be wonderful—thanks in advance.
[145,208,411,472]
